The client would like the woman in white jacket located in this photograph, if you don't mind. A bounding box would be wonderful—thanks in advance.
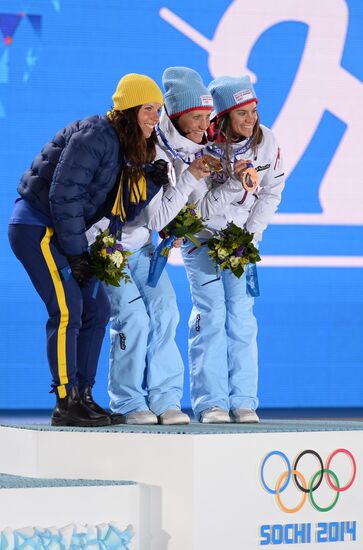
[181,75,285,424]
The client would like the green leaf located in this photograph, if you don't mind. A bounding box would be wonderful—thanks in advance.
[233,265,245,278]
[185,233,201,247]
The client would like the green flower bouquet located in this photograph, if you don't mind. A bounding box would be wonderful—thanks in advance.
[147,203,205,287]
[207,222,261,278]
[161,203,205,253]
[90,229,131,286]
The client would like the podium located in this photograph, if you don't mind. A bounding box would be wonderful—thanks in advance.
[0,419,362,549]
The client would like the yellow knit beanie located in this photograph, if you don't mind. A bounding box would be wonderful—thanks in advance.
[112,73,164,111]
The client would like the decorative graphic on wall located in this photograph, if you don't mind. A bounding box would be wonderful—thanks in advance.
[160,1,363,226]
[0,12,42,115]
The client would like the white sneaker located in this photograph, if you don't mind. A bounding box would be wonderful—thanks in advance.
[199,407,230,424]
[231,408,259,423]
[158,409,190,425]
[124,410,158,425]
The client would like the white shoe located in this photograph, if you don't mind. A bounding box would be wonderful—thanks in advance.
[124,410,158,425]
[199,407,230,424]
[158,409,190,425]
[231,408,259,423]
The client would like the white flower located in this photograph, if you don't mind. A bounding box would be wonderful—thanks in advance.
[230,256,240,268]
[110,250,124,268]
[102,236,114,247]
[217,247,229,260]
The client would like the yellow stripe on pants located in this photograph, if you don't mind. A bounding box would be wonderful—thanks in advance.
[40,227,69,398]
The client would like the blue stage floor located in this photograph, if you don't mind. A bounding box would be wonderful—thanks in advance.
[1,408,362,427]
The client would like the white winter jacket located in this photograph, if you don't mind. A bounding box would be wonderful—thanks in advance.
[151,111,247,225]
[192,125,285,243]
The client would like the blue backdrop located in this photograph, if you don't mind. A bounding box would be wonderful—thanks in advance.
[1,0,362,409]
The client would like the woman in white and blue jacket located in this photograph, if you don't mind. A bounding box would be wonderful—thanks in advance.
[182,75,285,423]
[149,67,253,422]
[8,73,166,427]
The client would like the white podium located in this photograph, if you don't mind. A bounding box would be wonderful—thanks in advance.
[0,421,362,549]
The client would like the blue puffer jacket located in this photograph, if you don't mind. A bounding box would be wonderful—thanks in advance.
[18,115,121,256]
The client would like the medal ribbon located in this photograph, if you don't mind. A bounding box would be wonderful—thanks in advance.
[206,135,253,162]
[156,124,204,164]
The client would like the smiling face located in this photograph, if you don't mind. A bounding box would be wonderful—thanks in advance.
[137,102,162,138]
[229,101,258,139]
[176,109,212,143]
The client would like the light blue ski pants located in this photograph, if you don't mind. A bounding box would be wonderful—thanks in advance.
[106,244,184,415]
[182,242,258,418]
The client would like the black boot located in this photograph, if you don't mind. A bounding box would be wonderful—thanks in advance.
[51,386,111,427]
[81,386,124,425]
[109,413,125,425]
[81,386,110,415]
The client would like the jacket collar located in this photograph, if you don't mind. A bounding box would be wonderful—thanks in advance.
[158,108,206,156]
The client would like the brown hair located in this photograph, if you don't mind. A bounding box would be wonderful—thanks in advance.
[216,112,263,172]
[108,107,157,182]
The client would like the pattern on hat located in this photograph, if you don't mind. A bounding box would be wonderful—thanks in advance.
[208,75,258,117]
[163,67,213,118]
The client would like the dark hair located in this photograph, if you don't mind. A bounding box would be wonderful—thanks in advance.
[164,106,187,138]
[216,111,263,171]
[170,117,184,136]
[108,107,157,182]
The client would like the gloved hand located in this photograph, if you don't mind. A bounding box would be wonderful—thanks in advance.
[149,159,170,186]
[67,252,93,286]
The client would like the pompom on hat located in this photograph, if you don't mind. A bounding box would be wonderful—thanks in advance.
[112,73,164,111]
[162,67,213,118]
[208,75,258,118]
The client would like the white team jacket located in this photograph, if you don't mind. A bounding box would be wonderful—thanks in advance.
[150,111,247,227]
[189,125,285,243]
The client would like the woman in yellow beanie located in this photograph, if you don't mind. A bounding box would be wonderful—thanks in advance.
[87,71,213,426]
[8,73,167,427]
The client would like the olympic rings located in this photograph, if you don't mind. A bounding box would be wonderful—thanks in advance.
[293,449,324,493]
[309,469,340,512]
[260,448,356,512]
[260,451,291,494]
[276,469,307,513]
[326,448,356,492]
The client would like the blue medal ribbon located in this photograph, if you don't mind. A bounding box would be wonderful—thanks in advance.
[146,236,177,288]
[207,135,253,162]
[156,124,204,164]
[246,263,260,297]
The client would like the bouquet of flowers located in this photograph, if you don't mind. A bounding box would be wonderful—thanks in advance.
[147,203,205,287]
[207,222,261,279]
[161,203,205,251]
[90,229,131,286]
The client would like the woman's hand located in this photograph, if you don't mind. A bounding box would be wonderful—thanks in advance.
[187,158,211,180]
[160,230,182,248]
[172,238,183,248]
[233,159,250,181]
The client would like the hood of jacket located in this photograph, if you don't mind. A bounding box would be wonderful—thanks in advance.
[158,108,207,158]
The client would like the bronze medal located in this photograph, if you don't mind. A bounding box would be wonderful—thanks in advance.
[202,153,223,173]
[241,166,258,192]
